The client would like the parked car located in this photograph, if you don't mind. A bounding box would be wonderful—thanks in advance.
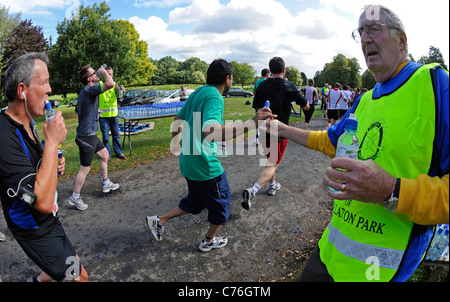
[68,98,78,107]
[223,87,253,98]
[50,99,60,108]
[152,89,194,104]
[118,89,147,107]
[129,89,167,106]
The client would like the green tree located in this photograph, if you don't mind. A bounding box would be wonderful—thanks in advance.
[317,53,362,88]
[361,69,376,90]
[192,70,205,84]
[180,57,208,80]
[48,1,155,96]
[418,46,447,70]
[232,61,256,87]
[285,66,302,87]
[0,4,21,53]
[1,19,48,105]
[300,71,308,87]
[151,56,179,85]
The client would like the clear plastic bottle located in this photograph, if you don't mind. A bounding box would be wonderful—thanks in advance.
[329,113,359,193]
[45,101,57,122]
[426,224,449,260]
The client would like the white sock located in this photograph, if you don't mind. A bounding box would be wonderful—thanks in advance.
[251,183,261,195]
[102,178,110,186]
[72,192,80,200]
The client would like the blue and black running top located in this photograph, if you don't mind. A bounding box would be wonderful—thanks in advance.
[0,111,58,240]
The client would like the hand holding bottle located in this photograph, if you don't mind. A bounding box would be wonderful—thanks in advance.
[324,158,397,205]
[43,101,67,147]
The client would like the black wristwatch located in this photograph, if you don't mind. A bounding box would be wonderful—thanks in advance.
[384,178,401,213]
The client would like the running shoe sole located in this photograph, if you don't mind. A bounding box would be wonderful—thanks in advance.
[146,216,163,241]
[241,188,253,211]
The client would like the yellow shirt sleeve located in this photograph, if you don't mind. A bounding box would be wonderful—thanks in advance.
[306,130,337,159]
[397,174,449,225]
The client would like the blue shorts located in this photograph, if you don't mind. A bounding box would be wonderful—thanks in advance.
[179,171,231,225]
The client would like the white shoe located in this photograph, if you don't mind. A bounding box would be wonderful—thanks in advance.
[198,236,228,252]
[267,182,281,196]
[146,216,164,241]
[103,180,120,193]
[68,196,88,211]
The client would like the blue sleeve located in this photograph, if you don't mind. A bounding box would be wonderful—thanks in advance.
[327,95,362,146]
[431,66,449,177]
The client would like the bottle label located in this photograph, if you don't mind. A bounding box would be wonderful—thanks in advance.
[335,145,358,159]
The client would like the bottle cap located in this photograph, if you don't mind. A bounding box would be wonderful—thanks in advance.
[264,100,270,108]
[45,101,52,110]
[345,113,358,131]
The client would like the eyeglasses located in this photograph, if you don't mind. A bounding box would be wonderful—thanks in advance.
[88,71,97,78]
[351,23,399,43]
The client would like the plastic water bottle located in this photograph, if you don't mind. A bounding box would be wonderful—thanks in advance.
[45,101,57,122]
[58,145,63,177]
[426,224,449,260]
[329,113,359,193]
[258,100,271,130]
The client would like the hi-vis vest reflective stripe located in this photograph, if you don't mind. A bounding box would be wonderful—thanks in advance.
[318,64,439,282]
[98,81,118,118]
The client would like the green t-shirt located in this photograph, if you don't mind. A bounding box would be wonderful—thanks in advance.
[177,84,224,181]
[254,78,266,92]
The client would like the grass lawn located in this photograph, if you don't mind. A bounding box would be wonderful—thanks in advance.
[36,95,325,180]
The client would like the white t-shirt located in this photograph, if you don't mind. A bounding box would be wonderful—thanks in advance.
[340,90,351,110]
[327,89,345,110]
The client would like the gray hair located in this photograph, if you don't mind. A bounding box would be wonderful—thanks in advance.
[363,5,408,54]
[4,52,50,103]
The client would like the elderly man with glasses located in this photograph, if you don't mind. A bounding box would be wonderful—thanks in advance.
[266,5,448,282]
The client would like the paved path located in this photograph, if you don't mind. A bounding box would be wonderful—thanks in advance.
[0,117,333,282]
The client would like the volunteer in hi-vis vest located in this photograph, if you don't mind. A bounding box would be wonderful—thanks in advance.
[317,62,448,282]
[266,5,448,282]
[98,67,126,160]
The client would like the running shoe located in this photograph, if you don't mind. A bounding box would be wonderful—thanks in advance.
[68,196,88,211]
[102,180,120,193]
[146,216,164,241]
[267,182,281,196]
[0,231,6,242]
[241,187,255,210]
[198,236,228,252]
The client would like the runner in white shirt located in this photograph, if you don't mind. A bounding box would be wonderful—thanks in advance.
[326,83,347,128]
[340,85,351,120]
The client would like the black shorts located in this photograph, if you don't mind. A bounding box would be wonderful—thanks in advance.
[327,109,339,121]
[75,135,105,166]
[16,220,80,281]
[339,109,348,118]
[303,104,315,123]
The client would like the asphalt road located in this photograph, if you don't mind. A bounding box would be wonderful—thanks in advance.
[0,117,333,282]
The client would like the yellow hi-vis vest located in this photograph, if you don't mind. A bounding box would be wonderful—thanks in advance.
[318,64,438,282]
[99,81,118,118]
